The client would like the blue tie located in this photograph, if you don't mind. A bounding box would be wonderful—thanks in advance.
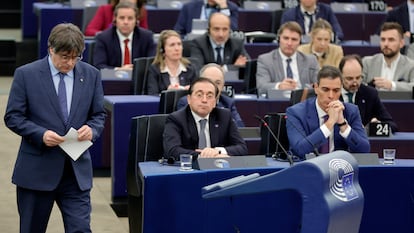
[215,47,222,65]
[286,58,293,79]
[198,119,207,149]
[58,72,69,123]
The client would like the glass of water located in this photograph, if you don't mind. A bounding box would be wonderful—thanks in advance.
[179,154,193,171]
[383,149,396,165]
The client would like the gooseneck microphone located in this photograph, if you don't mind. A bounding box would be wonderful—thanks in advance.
[254,115,294,166]
[284,115,320,158]
[158,156,176,165]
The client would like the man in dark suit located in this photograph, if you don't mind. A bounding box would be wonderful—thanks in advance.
[163,77,248,160]
[177,63,245,127]
[281,0,344,41]
[4,23,106,233]
[339,54,398,132]
[93,1,155,70]
[190,12,248,70]
[384,1,413,39]
[286,66,370,159]
[174,0,239,38]
[256,21,319,96]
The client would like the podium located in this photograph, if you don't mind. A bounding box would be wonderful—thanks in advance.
[202,151,364,233]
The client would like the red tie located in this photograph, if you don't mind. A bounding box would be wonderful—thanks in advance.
[124,39,130,65]
[320,115,330,153]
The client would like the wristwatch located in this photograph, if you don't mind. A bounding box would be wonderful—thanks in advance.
[337,121,347,127]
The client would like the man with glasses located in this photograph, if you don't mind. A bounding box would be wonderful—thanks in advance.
[4,23,106,233]
[163,77,247,160]
[339,54,398,132]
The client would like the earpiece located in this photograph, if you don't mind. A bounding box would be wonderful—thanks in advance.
[160,47,164,53]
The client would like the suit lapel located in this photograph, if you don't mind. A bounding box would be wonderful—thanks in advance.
[274,50,285,78]
[208,111,219,147]
[69,65,86,124]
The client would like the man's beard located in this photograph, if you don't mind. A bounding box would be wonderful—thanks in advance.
[382,47,399,58]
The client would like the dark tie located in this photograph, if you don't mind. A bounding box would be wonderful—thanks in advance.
[286,58,293,79]
[124,39,130,65]
[304,12,314,32]
[319,115,329,154]
[215,47,222,65]
[346,92,354,104]
[58,72,69,122]
[198,119,207,149]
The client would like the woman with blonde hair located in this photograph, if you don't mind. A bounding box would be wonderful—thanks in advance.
[298,19,343,68]
[146,30,197,95]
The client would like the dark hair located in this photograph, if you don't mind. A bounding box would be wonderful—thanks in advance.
[277,21,303,38]
[114,1,138,19]
[381,22,404,39]
[47,23,84,55]
[189,77,220,98]
[338,54,363,72]
[317,65,342,84]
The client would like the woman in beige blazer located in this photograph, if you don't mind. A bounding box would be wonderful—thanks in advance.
[298,19,344,68]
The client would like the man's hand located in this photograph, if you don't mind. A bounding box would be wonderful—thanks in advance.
[278,78,297,90]
[234,55,247,66]
[43,130,65,147]
[196,148,228,158]
[373,77,392,90]
[325,100,345,129]
[77,125,93,141]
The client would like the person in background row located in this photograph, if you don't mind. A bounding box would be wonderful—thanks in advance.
[163,77,248,160]
[146,30,198,95]
[281,0,344,41]
[339,54,398,132]
[286,66,370,159]
[93,1,155,70]
[384,0,414,40]
[190,12,249,70]
[174,0,239,38]
[363,22,414,91]
[256,21,319,96]
[177,63,245,127]
[4,23,106,233]
[85,0,148,36]
[297,19,343,68]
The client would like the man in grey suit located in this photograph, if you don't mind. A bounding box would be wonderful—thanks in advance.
[256,21,319,96]
[4,23,106,233]
[363,22,414,91]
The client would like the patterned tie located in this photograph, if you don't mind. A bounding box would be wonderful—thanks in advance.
[286,58,293,79]
[346,92,354,104]
[304,12,314,32]
[319,115,329,153]
[58,72,69,123]
[198,119,207,149]
[215,47,222,65]
[124,39,130,65]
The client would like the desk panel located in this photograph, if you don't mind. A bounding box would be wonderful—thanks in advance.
[139,160,414,233]
[336,12,387,41]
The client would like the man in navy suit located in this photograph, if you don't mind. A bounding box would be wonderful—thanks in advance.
[177,63,245,127]
[93,1,155,70]
[174,0,239,38]
[281,0,344,41]
[339,54,398,132]
[385,1,413,39]
[164,77,247,160]
[286,66,370,159]
[4,23,106,233]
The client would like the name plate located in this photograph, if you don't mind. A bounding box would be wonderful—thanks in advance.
[223,85,235,98]
[367,122,390,137]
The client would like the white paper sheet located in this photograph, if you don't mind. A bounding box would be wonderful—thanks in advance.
[59,127,93,161]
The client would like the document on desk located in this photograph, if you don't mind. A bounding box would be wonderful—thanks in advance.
[59,127,93,161]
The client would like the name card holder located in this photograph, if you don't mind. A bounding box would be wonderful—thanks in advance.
[367,122,390,137]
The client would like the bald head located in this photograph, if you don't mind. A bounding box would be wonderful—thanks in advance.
[208,13,230,45]
[200,63,225,95]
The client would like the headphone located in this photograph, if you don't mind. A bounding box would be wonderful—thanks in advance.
[160,47,164,54]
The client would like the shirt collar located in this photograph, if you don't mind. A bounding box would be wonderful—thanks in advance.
[382,53,401,68]
[48,55,74,78]
[315,98,327,119]
[301,5,317,15]
[278,49,297,62]
[116,29,133,42]
[408,0,414,12]
[160,62,188,74]
[191,110,210,123]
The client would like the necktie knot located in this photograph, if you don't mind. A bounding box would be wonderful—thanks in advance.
[124,38,129,44]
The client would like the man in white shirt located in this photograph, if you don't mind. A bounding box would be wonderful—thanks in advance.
[362,22,414,91]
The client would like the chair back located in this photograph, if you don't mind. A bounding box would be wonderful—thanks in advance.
[132,56,154,94]
[290,88,316,105]
[243,59,258,94]
[81,6,99,33]
[127,114,168,197]
[159,89,189,114]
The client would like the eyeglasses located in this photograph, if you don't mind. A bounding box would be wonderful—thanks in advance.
[192,92,216,100]
[59,54,83,63]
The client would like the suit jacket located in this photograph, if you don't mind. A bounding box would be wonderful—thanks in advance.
[385,3,410,34]
[174,0,239,37]
[84,4,148,36]
[93,26,155,69]
[146,62,198,95]
[256,49,319,96]
[190,33,249,70]
[281,3,344,41]
[4,57,106,191]
[176,94,245,127]
[286,97,370,159]
[362,53,414,91]
[163,106,248,159]
[297,43,344,67]
[341,84,398,132]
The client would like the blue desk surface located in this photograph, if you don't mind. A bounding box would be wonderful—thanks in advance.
[139,159,414,233]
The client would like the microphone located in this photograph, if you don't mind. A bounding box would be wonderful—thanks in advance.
[284,115,320,158]
[254,115,294,166]
[158,156,176,165]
